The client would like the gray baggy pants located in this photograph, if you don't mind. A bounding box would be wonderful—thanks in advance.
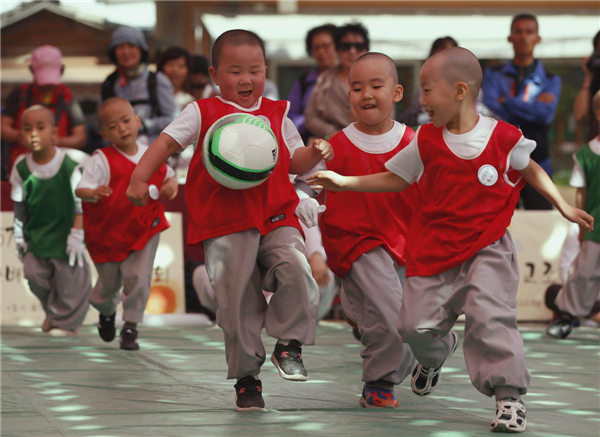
[89,234,160,324]
[399,232,531,398]
[23,253,92,331]
[203,226,320,380]
[341,246,415,385]
[555,240,600,317]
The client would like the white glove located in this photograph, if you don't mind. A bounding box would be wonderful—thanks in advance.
[294,198,326,228]
[66,228,86,268]
[13,218,27,261]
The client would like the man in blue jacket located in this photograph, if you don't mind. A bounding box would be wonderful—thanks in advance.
[482,13,561,210]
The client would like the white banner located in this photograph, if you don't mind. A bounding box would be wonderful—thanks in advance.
[1,211,185,326]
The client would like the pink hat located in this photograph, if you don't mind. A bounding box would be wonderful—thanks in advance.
[30,45,62,86]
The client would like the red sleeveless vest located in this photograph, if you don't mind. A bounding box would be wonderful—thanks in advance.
[82,145,169,263]
[185,97,302,244]
[320,125,416,277]
[407,120,525,277]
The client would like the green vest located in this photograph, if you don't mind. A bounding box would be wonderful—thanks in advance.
[575,144,600,243]
[17,154,78,259]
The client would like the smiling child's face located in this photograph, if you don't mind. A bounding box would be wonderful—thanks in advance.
[210,44,266,108]
[419,58,459,128]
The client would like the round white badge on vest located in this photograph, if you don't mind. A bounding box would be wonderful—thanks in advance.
[149,184,160,200]
[478,165,498,186]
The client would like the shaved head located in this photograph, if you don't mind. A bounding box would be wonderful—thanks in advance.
[212,29,266,69]
[350,52,398,84]
[424,47,482,99]
[21,105,55,126]
[96,97,135,127]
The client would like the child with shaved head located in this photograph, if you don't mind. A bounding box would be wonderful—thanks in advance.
[309,47,594,432]
[126,29,331,412]
[299,52,415,408]
[10,105,92,336]
[76,97,177,351]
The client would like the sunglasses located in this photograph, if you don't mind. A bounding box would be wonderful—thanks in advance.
[339,42,367,52]
[190,83,207,90]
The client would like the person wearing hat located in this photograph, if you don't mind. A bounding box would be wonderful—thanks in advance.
[100,26,177,145]
[1,45,87,172]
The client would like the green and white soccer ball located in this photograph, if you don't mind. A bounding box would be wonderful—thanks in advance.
[202,113,279,190]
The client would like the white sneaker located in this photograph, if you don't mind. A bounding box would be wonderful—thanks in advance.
[411,330,459,396]
[490,398,527,433]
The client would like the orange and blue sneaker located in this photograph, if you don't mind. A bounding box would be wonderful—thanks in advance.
[359,383,399,409]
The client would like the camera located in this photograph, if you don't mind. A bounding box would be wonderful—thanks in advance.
[586,51,600,72]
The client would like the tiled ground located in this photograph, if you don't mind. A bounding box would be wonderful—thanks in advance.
[2,322,599,437]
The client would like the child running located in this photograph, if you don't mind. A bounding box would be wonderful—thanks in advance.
[308,47,594,432]
[298,52,415,408]
[547,89,600,338]
[10,105,91,336]
[126,30,332,412]
[75,97,178,351]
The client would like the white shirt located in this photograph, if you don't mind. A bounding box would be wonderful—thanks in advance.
[77,142,175,190]
[162,96,305,157]
[385,116,536,184]
[10,147,83,213]
[569,137,600,188]
[343,121,407,154]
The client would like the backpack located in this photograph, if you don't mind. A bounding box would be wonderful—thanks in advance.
[101,70,162,117]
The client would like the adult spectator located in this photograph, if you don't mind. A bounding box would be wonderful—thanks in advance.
[100,26,177,144]
[482,13,561,210]
[188,55,216,101]
[397,37,458,127]
[1,45,86,169]
[157,46,195,112]
[305,22,369,140]
[573,31,600,142]
[287,24,338,143]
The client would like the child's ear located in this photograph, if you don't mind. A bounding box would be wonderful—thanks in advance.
[209,66,219,86]
[455,81,468,101]
[393,84,404,103]
[136,114,142,127]
[51,126,59,145]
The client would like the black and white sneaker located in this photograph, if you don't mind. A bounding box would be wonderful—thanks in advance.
[271,340,308,381]
[546,313,575,339]
[490,398,527,433]
[411,330,459,396]
[234,376,265,412]
[119,327,139,351]
[97,313,116,342]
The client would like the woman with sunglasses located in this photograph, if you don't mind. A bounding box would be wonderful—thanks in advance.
[305,23,370,141]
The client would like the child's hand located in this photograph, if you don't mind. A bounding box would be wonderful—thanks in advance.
[295,198,326,228]
[311,139,334,162]
[309,252,330,287]
[561,205,595,232]
[126,180,149,206]
[160,177,178,201]
[307,170,348,192]
[94,185,112,200]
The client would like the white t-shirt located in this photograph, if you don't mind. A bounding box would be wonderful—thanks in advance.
[343,121,407,154]
[162,96,305,157]
[569,137,600,188]
[10,147,83,213]
[77,142,175,190]
[385,116,536,185]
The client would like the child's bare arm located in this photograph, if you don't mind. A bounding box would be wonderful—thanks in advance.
[127,133,181,206]
[575,187,587,210]
[72,213,83,230]
[75,186,112,202]
[519,159,594,231]
[308,170,410,193]
[289,139,334,175]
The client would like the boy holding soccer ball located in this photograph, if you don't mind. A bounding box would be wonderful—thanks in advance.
[127,30,333,411]
[76,97,177,351]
